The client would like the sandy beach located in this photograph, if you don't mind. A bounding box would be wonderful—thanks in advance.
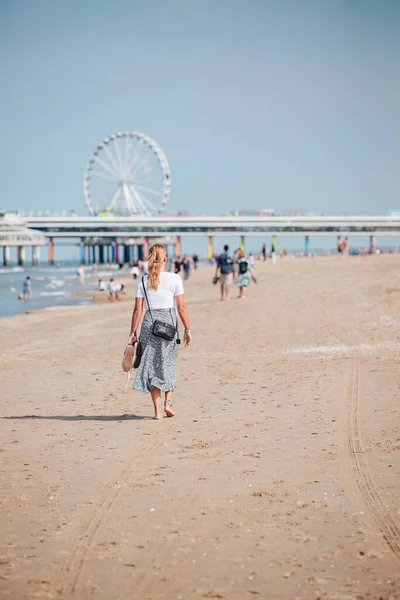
[0,255,399,600]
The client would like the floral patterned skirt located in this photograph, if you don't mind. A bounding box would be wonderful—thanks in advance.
[236,272,251,287]
[133,309,179,393]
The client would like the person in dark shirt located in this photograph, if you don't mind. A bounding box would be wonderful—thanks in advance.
[174,258,182,274]
[215,244,234,301]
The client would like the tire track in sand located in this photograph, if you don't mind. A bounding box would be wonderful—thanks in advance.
[343,351,400,560]
[61,425,165,599]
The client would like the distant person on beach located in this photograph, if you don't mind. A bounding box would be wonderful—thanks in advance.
[22,276,32,301]
[77,264,85,284]
[96,279,107,291]
[92,263,97,276]
[192,254,199,270]
[236,251,257,299]
[232,248,240,283]
[261,243,267,261]
[126,243,191,420]
[343,237,349,256]
[113,283,125,294]
[271,240,277,262]
[174,257,182,275]
[182,255,190,280]
[337,236,343,254]
[108,278,120,301]
[215,244,234,300]
[138,259,146,276]
[130,263,140,280]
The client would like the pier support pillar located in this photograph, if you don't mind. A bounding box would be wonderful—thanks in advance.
[137,245,144,261]
[176,236,181,259]
[3,246,11,266]
[48,237,54,265]
[17,246,25,266]
[208,236,213,260]
[124,245,130,264]
[99,245,104,264]
[305,235,309,256]
[144,236,149,260]
[240,235,245,252]
[32,246,40,265]
[79,237,86,264]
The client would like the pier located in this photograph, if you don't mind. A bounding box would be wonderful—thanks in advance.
[1,211,400,265]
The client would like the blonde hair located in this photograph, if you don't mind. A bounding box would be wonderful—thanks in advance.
[238,250,245,259]
[147,244,167,290]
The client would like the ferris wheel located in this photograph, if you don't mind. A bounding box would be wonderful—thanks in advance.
[83,132,171,216]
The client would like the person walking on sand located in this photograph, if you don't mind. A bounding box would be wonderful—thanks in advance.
[182,255,191,280]
[232,248,240,283]
[236,250,256,299]
[215,244,234,301]
[126,244,191,420]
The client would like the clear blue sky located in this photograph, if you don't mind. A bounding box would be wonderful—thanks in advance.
[1,0,399,218]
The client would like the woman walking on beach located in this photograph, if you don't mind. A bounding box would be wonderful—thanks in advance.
[236,250,256,299]
[127,244,191,420]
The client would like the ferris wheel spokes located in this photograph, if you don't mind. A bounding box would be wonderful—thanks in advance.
[91,170,119,183]
[102,143,121,178]
[131,151,151,182]
[135,184,162,196]
[108,187,122,213]
[92,153,119,179]
[130,185,152,215]
[126,140,144,180]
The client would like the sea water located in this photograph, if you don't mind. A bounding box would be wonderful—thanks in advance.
[0,262,120,318]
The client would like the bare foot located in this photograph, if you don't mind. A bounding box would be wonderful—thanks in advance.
[154,414,163,420]
[164,404,175,418]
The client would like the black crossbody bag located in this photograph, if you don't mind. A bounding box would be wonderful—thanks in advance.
[142,277,181,344]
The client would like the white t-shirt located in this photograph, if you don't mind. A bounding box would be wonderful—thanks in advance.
[136,272,184,310]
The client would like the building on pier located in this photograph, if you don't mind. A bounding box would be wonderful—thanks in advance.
[0,211,46,266]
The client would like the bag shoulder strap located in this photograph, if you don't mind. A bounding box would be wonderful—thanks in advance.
[141,276,154,322]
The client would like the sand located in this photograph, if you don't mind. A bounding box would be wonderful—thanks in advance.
[0,255,399,600]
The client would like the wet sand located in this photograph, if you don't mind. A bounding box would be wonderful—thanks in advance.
[0,255,399,600]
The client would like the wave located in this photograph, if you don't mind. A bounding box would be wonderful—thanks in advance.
[0,267,24,274]
[44,279,66,289]
[39,291,66,297]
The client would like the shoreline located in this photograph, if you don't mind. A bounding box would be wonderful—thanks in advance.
[0,252,396,321]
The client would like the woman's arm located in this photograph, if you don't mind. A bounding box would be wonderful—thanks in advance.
[249,267,257,283]
[175,294,191,347]
[127,297,144,344]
